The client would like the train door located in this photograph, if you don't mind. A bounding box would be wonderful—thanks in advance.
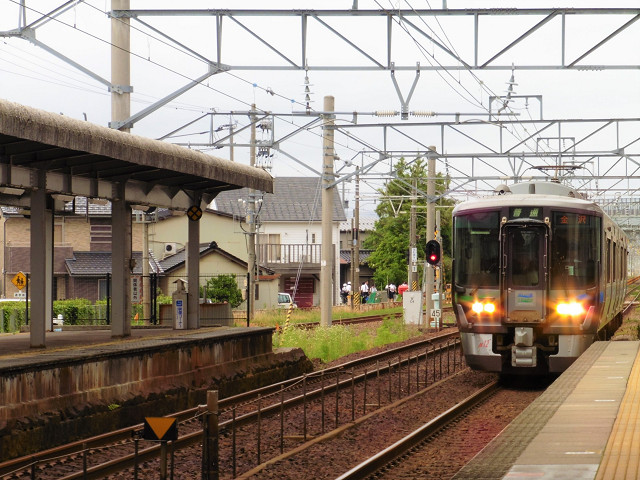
[503,226,547,323]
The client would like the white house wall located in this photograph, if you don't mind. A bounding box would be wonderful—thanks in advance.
[153,217,342,306]
[260,221,341,305]
[149,212,247,262]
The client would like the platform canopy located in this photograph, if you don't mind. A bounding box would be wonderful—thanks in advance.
[0,99,273,210]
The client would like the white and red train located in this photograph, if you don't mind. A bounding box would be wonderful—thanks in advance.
[452,181,628,375]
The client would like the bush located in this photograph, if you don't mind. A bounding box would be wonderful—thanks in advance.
[201,275,243,308]
[0,301,27,333]
[53,299,98,325]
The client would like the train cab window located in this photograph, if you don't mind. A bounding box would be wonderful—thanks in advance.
[510,229,540,287]
[454,210,500,287]
[550,212,600,288]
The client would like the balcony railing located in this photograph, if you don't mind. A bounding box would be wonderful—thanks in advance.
[257,243,322,265]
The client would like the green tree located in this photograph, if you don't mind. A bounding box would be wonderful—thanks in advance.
[363,157,455,289]
[202,275,243,308]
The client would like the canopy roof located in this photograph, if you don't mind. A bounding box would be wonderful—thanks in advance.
[0,99,273,210]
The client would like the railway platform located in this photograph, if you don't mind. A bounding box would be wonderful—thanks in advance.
[0,325,311,460]
[454,340,640,479]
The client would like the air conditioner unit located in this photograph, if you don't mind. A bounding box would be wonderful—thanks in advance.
[164,243,177,255]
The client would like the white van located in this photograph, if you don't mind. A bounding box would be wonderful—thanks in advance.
[277,292,297,309]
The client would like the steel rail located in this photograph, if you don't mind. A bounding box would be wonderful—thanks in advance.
[55,335,463,480]
[335,381,501,480]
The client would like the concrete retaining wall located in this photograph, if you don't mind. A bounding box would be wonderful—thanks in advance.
[0,328,313,460]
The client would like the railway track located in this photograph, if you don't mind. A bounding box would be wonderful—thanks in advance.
[0,329,461,479]
[335,381,501,480]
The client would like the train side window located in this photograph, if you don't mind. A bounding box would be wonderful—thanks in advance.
[613,241,617,282]
[606,239,611,283]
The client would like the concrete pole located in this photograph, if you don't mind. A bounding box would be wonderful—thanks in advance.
[111,0,133,336]
[29,171,51,347]
[425,147,437,329]
[111,0,130,132]
[409,177,417,289]
[111,185,132,338]
[248,105,257,321]
[321,96,335,327]
[187,215,200,329]
[143,221,150,322]
[205,390,219,480]
[229,123,235,162]
[352,167,360,309]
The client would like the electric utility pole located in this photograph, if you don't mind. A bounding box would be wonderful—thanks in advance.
[248,105,257,321]
[320,96,335,327]
[351,167,360,309]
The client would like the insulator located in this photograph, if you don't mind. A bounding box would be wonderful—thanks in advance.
[374,110,398,117]
[411,110,436,117]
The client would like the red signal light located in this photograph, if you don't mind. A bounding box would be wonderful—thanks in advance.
[426,240,441,266]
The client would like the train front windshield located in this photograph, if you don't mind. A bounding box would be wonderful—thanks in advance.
[454,211,500,287]
[455,209,600,289]
[550,211,600,288]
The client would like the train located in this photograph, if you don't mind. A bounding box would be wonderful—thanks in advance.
[452,181,628,375]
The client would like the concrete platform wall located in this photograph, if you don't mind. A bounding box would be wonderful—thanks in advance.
[0,328,312,459]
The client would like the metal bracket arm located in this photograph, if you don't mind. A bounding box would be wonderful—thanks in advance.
[390,62,421,120]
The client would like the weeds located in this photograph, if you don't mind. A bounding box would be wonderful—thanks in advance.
[273,316,422,363]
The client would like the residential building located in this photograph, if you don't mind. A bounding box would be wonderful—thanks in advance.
[339,216,377,293]
[0,198,146,301]
[212,177,347,308]
[156,241,280,310]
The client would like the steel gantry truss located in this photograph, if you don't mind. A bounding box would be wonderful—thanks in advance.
[111,7,640,71]
[1,3,639,201]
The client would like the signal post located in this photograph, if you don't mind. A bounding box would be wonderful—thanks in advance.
[425,147,437,329]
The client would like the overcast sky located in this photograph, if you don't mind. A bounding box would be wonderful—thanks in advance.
[0,1,639,213]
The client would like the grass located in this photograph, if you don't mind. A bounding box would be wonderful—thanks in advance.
[249,305,403,329]
[272,316,423,363]
[614,284,640,340]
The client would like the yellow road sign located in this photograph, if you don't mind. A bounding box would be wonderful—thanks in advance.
[11,272,26,290]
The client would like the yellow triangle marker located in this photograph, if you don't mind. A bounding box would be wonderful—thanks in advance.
[144,417,177,441]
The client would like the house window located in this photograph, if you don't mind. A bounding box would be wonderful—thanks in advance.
[98,277,111,300]
[259,233,281,262]
[255,283,259,300]
[91,225,112,243]
[90,223,112,251]
[311,233,316,243]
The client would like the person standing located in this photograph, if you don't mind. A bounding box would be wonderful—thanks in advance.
[369,284,377,303]
[398,281,409,298]
[385,282,396,302]
[341,283,349,304]
[360,280,370,303]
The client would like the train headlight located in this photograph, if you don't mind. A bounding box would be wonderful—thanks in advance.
[472,301,496,314]
[556,302,585,316]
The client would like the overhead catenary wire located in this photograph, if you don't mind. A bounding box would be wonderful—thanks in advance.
[382,0,558,165]
[6,0,306,117]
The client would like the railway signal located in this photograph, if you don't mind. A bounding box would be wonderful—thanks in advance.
[426,240,441,266]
